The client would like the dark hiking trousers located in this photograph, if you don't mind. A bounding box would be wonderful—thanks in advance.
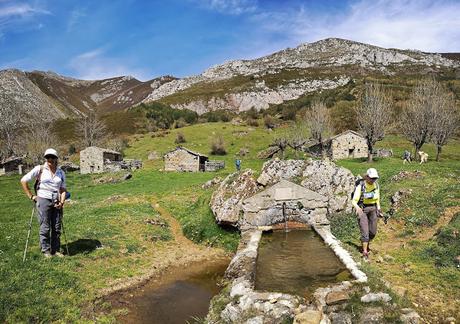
[36,197,62,253]
[358,205,378,242]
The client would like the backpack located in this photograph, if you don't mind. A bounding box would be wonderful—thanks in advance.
[350,177,366,204]
[351,177,379,204]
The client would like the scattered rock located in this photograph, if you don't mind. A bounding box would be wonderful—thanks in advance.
[400,308,421,323]
[360,293,392,303]
[390,170,424,182]
[326,291,350,305]
[245,316,264,324]
[329,312,352,324]
[445,317,456,324]
[359,307,384,323]
[147,151,159,160]
[293,309,322,324]
[123,173,132,180]
[375,256,384,263]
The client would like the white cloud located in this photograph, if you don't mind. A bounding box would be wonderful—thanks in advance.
[69,48,152,81]
[249,0,460,53]
[67,7,86,31]
[0,3,49,18]
[194,0,257,15]
[0,1,50,33]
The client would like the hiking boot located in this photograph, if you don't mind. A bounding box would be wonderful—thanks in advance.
[54,252,64,258]
[43,251,52,259]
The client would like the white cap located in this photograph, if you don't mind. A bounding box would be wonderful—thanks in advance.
[44,148,59,159]
[366,168,379,179]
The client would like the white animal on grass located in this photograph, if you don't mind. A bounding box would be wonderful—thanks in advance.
[418,151,428,164]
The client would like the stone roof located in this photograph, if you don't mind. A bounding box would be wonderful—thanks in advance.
[164,146,208,158]
[327,130,365,142]
[80,146,121,155]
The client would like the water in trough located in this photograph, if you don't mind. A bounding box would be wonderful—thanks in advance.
[255,228,351,297]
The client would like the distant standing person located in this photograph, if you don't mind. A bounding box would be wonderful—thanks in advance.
[235,158,241,171]
[20,148,67,258]
[402,150,411,164]
[351,168,382,260]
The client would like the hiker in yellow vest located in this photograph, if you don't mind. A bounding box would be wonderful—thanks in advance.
[20,148,67,258]
[351,168,382,260]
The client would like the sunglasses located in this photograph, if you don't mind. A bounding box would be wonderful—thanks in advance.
[45,155,58,160]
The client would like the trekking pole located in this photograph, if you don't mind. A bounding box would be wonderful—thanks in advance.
[60,209,70,256]
[23,204,36,263]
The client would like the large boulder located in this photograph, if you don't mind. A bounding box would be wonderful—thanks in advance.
[257,159,307,186]
[300,159,355,214]
[210,170,259,227]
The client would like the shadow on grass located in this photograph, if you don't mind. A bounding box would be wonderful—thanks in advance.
[63,239,102,256]
[344,240,362,253]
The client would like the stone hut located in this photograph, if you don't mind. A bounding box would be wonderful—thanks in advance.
[80,146,122,174]
[164,147,208,172]
[307,130,367,160]
[0,157,24,176]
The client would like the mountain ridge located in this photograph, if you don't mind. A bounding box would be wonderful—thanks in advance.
[1,38,459,125]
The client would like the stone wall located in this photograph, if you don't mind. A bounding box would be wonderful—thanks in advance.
[164,149,200,172]
[80,147,104,174]
[331,132,367,160]
[204,160,225,172]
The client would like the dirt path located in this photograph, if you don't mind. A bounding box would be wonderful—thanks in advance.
[97,197,230,297]
[373,206,460,322]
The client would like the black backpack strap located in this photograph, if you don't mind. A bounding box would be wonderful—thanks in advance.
[33,165,44,194]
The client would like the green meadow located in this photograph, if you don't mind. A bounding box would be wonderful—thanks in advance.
[1,121,459,322]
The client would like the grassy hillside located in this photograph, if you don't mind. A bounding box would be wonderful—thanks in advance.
[1,120,459,322]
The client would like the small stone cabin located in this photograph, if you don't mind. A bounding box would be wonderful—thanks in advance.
[164,147,208,172]
[80,146,122,174]
[308,130,368,160]
[0,157,23,176]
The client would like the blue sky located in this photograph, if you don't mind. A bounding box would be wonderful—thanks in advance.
[1,0,459,80]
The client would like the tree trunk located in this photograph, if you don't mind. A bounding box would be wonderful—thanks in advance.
[436,145,441,161]
[367,144,373,163]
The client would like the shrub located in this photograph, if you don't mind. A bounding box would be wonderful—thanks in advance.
[247,118,259,127]
[174,132,186,144]
[210,135,227,155]
[263,115,275,129]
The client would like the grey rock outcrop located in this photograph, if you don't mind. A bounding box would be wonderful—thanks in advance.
[210,170,259,226]
[301,159,355,214]
[257,159,307,186]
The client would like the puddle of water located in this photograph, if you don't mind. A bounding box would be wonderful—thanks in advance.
[111,257,229,324]
[255,229,351,297]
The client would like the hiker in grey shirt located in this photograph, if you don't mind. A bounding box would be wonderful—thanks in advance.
[20,148,67,258]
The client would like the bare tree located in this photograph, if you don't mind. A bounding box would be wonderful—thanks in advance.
[287,120,310,158]
[355,83,392,162]
[18,123,59,165]
[431,92,458,161]
[76,110,108,148]
[306,101,332,159]
[401,78,442,160]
